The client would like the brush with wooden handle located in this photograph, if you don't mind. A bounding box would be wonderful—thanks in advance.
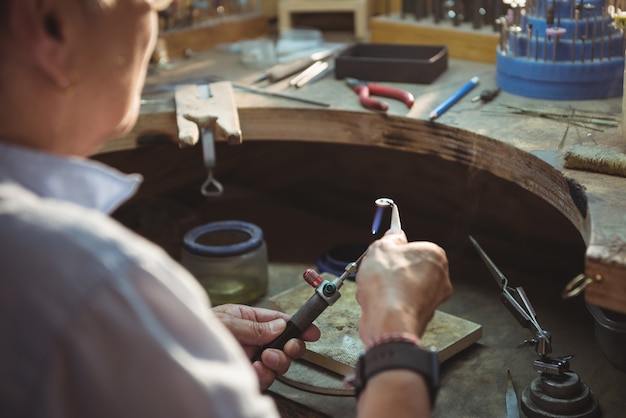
[563,144,626,178]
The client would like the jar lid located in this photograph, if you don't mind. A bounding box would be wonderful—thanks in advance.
[183,220,264,257]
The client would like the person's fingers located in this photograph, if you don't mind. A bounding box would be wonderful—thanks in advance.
[221,315,288,346]
[382,227,408,243]
[217,304,291,323]
[249,325,321,391]
[300,323,321,343]
[252,317,287,345]
[282,338,306,359]
[243,306,291,323]
[252,361,276,391]
[261,348,291,375]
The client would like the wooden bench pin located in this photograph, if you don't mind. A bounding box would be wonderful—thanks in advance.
[174,81,242,196]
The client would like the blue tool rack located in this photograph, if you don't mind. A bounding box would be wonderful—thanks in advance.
[496,0,625,100]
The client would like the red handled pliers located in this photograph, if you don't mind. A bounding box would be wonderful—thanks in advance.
[345,78,415,112]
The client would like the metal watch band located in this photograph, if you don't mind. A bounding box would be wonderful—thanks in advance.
[354,341,440,405]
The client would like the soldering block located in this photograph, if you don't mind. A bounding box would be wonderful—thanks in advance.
[335,43,448,84]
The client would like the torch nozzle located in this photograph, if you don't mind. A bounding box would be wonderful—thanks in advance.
[371,198,401,234]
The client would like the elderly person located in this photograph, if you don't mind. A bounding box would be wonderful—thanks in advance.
[0,1,453,417]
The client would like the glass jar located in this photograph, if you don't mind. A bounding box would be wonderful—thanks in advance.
[181,220,268,305]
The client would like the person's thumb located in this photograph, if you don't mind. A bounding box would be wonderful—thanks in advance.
[254,317,287,345]
[383,227,407,243]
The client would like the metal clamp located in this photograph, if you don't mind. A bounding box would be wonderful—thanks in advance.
[198,123,224,197]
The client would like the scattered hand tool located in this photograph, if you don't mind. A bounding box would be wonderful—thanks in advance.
[252,49,335,84]
[252,197,401,362]
[306,63,334,86]
[429,76,479,120]
[471,88,501,103]
[143,76,330,107]
[230,81,330,107]
[289,60,330,88]
[345,78,415,112]
[564,144,626,178]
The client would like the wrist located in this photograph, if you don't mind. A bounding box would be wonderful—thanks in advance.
[358,369,431,411]
[365,332,421,351]
[353,338,440,406]
[360,306,422,343]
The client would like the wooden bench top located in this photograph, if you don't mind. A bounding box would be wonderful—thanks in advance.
[102,48,626,315]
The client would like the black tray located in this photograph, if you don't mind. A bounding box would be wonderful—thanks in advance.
[335,43,448,84]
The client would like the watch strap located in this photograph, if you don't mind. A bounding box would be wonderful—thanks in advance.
[354,341,440,405]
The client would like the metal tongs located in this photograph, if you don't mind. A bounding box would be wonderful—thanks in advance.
[469,236,571,376]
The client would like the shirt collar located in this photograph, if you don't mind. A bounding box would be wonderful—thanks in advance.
[0,142,143,214]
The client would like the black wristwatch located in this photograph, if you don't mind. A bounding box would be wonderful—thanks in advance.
[354,341,440,406]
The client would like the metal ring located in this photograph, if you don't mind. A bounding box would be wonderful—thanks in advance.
[374,197,395,208]
[561,273,603,299]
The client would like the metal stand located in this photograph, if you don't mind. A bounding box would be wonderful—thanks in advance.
[470,237,602,417]
[521,371,600,418]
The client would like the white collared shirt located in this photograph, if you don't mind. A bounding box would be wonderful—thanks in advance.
[0,142,279,417]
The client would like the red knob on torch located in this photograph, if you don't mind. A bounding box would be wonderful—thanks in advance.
[303,269,323,288]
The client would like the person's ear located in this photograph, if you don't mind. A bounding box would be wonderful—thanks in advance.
[9,0,74,89]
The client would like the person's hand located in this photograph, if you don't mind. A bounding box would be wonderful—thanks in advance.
[355,228,453,346]
[212,304,321,391]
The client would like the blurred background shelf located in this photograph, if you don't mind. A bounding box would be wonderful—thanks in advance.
[370,14,499,63]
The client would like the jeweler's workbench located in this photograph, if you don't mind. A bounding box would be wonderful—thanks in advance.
[98,46,626,416]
